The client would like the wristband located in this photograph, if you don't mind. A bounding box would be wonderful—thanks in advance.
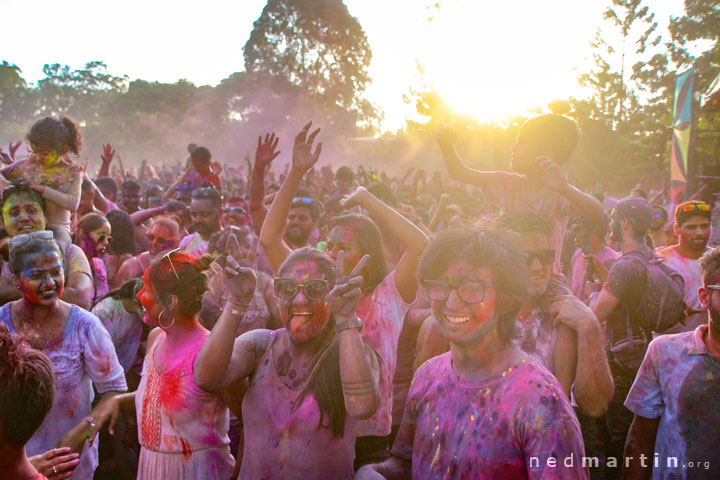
[83,416,96,427]
[335,317,362,334]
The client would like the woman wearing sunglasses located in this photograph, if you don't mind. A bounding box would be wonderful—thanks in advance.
[259,122,427,466]
[195,240,381,479]
[0,230,127,479]
[113,217,180,289]
[75,213,112,306]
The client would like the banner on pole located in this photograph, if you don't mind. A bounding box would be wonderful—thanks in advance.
[670,68,694,203]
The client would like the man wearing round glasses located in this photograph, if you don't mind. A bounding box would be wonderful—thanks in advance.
[657,200,713,333]
[623,246,720,478]
[357,226,587,478]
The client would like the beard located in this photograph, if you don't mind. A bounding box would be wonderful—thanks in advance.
[285,225,311,246]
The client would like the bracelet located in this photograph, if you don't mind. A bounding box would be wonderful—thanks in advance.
[83,416,96,428]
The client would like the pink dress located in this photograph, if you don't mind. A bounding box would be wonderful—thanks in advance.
[135,332,234,479]
[240,330,358,479]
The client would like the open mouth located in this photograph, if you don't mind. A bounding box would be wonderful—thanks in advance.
[444,314,472,325]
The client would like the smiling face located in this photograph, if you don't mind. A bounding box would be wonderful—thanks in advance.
[81,221,111,258]
[517,231,553,298]
[146,223,177,256]
[2,192,46,236]
[277,259,333,344]
[430,260,498,346]
[15,250,64,306]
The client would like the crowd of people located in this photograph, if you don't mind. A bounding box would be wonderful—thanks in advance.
[0,113,719,480]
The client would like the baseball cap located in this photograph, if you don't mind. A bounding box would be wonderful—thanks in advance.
[612,196,653,233]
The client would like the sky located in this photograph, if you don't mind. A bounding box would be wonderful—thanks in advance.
[1,0,687,132]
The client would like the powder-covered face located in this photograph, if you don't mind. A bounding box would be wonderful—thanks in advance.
[82,221,111,258]
[30,143,61,166]
[517,232,553,298]
[15,251,64,306]
[2,192,46,236]
[326,225,363,276]
[677,215,711,252]
[190,198,221,238]
[121,189,141,213]
[138,268,161,327]
[147,223,177,257]
[431,260,498,346]
[277,259,332,344]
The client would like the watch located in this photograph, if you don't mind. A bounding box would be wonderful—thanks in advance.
[335,317,362,334]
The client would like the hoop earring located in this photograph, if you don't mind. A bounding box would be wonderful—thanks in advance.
[158,309,175,329]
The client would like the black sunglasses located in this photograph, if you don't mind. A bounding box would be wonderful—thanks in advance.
[523,249,555,267]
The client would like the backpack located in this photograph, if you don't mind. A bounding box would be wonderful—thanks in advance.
[607,250,685,372]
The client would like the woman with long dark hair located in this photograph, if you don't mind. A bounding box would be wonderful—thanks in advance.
[75,213,111,306]
[195,241,381,479]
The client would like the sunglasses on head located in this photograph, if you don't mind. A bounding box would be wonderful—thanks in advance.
[9,230,54,248]
[192,187,221,199]
[523,249,555,267]
[146,232,175,245]
[680,203,710,213]
[159,248,181,280]
[292,197,314,205]
[274,278,330,301]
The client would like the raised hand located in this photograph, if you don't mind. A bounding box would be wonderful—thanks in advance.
[339,186,369,210]
[292,121,322,172]
[435,124,458,150]
[255,133,281,168]
[223,233,258,305]
[101,143,116,164]
[329,251,370,320]
[535,156,568,193]
[0,148,13,165]
[8,140,22,161]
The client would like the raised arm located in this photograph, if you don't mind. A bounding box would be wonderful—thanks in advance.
[332,253,380,419]
[195,235,265,392]
[97,144,115,179]
[33,163,83,212]
[249,133,280,236]
[130,205,166,225]
[259,122,321,273]
[436,125,511,188]
[340,186,428,303]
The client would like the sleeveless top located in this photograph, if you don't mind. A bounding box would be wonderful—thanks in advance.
[135,331,233,479]
[239,330,357,479]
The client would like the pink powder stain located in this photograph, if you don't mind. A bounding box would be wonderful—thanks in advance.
[159,370,188,413]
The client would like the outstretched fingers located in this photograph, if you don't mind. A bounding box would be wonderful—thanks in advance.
[335,250,346,279]
[349,254,370,279]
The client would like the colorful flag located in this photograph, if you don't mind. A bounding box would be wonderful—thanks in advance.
[670,68,694,203]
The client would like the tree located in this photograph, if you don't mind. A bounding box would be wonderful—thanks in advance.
[243,0,377,133]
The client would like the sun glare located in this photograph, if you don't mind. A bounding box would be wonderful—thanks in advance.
[415,0,597,123]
